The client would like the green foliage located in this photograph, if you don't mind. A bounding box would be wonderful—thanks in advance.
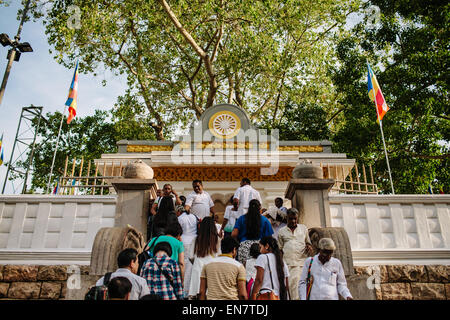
[22,109,154,191]
[19,0,448,195]
[24,110,114,191]
[262,102,331,141]
[329,0,449,194]
[29,0,358,139]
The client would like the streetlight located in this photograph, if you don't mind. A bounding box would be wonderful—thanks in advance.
[0,0,33,107]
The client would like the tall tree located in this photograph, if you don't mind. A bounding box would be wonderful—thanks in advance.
[328,0,449,193]
[29,0,359,139]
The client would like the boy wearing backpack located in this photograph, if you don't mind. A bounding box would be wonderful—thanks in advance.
[140,241,184,300]
[94,248,149,300]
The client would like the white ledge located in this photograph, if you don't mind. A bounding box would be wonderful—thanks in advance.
[0,250,92,265]
[352,249,450,266]
[328,194,450,204]
[0,195,117,204]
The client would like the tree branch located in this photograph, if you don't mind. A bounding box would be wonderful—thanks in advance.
[211,23,223,63]
[410,153,450,160]
[158,0,206,58]
[433,115,450,121]
[327,106,347,124]
[159,0,218,109]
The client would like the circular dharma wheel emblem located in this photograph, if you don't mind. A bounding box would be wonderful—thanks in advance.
[208,111,241,139]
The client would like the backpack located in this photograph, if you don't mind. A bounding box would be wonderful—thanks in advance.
[84,272,113,300]
[137,235,161,275]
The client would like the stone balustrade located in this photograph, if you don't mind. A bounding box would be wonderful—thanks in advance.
[329,194,450,265]
[1,194,449,266]
[0,195,116,265]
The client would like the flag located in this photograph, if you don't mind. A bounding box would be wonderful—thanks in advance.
[70,178,77,195]
[52,180,59,195]
[367,62,390,122]
[65,61,79,124]
[0,133,4,166]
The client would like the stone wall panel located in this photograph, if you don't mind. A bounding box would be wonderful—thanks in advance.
[8,282,41,299]
[387,265,428,283]
[0,283,9,298]
[425,265,449,283]
[411,283,446,300]
[40,282,62,300]
[353,265,388,283]
[381,283,412,300]
[37,265,68,281]
[3,265,38,282]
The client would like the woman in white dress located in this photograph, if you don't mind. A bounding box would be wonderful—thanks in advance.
[187,217,221,299]
[177,204,198,296]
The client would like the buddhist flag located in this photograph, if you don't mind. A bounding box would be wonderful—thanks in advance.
[65,61,79,124]
[52,180,59,195]
[0,133,3,166]
[367,63,389,122]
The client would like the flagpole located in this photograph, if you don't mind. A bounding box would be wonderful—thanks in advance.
[373,95,395,195]
[378,119,395,194]
[46,106,66,194]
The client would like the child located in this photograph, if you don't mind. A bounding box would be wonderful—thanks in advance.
[140,241,184,300]
[220,196,239,238]
[214,214,224,239]
[245,242,261,296]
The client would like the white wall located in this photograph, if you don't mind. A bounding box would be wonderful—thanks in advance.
[329,195,450,265]
[0,195,116,265]
[1,193,449,266]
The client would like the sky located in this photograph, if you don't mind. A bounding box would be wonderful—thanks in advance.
[0,1,128,194]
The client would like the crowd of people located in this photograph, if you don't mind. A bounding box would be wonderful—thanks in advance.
[99,178,353,301]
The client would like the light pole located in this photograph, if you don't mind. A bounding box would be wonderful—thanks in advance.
[0,0,33,107]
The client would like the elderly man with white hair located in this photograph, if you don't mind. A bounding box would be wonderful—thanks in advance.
[298,238,353,300]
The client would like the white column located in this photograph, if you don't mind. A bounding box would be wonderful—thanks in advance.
[7,203,27,249]
[85,202,105,249]
[365,203,383,249]
[341,203,358,249]
[58,202,78,249]
[436,204,450,247]
[412,203,433,249]
[389,203,409,248]
[31,202,51,249]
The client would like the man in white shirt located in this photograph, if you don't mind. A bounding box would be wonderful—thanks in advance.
[150,184,182,215]
[298,238,353,300]
[220,196,239,237]
[184,180,215,220]
[233,178,262,216]
[96,248,150,300]
[278,208,313,300]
